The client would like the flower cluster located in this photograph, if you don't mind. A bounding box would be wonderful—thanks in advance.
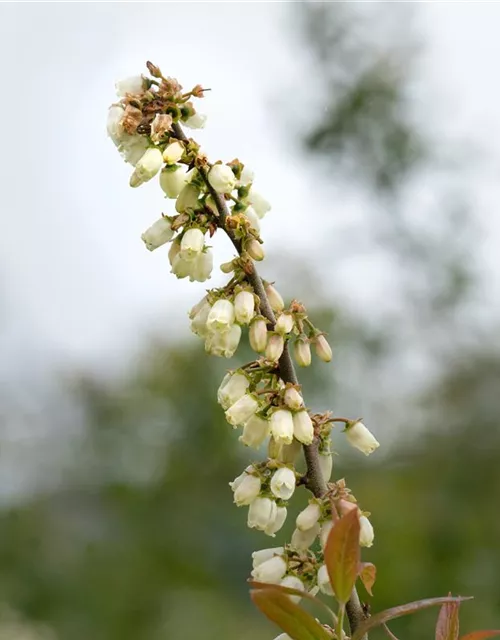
[107,63,381,616]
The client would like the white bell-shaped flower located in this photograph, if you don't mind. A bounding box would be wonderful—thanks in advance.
[270,410,294,445]
[208,164,236,193]
[225,393,259,427]
[141,217,174,251]
[292,411,314,445]
[345,420,380,456]
[270,467,296,500]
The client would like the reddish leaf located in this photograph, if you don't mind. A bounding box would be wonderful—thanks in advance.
[359,562,377,596]
[351,596,473,640]
[251,587,333,640]
[435,597,460,640]
[324,508,360,605]
[249,581,336,623]
[461,632,500,640]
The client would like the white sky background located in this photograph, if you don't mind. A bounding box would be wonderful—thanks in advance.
[0,2,500,499]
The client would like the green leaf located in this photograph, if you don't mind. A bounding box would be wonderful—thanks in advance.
[351,596,473,640]
[460,632,500,640]
[249,581,336,624]
[435,596,460,640]
[251,587,333,640]
[358,562,377,596]
[324,508,360,605]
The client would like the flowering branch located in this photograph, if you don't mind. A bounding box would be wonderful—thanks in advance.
[107,63,383,640]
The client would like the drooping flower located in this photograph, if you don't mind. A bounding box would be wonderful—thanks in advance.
[249,317,268,353]
[345,420,380,456]
[319,519,334,551]
[318,451,333,482]
[251,554,287,584]
[252,547,285,570]
[185,112,207,129]
[175,183,201,213]
[264,505,287,537]
[234,291,255,325]
[294,338,312,367]
[238,165,255,186]
[115,75,144,97]
[239,415,270,449]
[291,523,320,550]
[190,297,211,338]
[283,387,304,411]
[318,564,334,596]
[130,148,164,187]
[315,334,333,363]
[246,239,265,262]
[265,283,284,313]
[280,576,305,604]
[189,250,213,282]
[292,410,314,445]
[248,497,277,532]
[296,502,321,532]
[247,187,271,218]
[231,473,261,506]
[270,410,294,445]
[171,254,193,279]
[275,312,294,335]
[208,164,236,193]
[162,141,184,165]
[205,324,241,358]
[206,299,235,333]
[141,217,174,251]
[266,334,284,362]
[359,515,374,547]
[243,206,260,233]
[217,372,249,410]
[270,467,296,500]
[180,228,205,262]
[225,393,259,427]
[160,165,189,198]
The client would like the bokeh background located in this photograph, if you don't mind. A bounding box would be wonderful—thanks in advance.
[1,2,500,639]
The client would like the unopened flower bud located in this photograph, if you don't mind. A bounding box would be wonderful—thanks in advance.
[318,451,333,482]
[291,523,320,550]
[292,410,314,445]
[248,187,271,218]
[320,520,334,551]
[130,148,163,187]
[160,165,188,198]
[315,334,333,363]
[359,515,374,548]
[280,576,305,604]
[218,372,249,410]
[249,317,268,353]
[266,334,284,362]
[115,75,144,97]
[265,505,287,537]
[234,291,256,325]
[185,112,207,129]
[205,324,241,358]
[207,299,235,333]
[220,261,235,274]
[270,409,294,445]
[294,338,311,367]
[189,250,213,282]
[265,284,284,312]
[225,393,259,427]
[162,141,184,165]
[246,239,264,262]
[251,554,287,584]
[240,415,270,449]
[248,497,277,532]
[243,206,260,233]
[345,420,380,456]
[318,564,334,596]
[275,312,294,335]
[175,183,201,213]
[283,387,304,411]
[208,164,236,194]
[190,298,211,338]
[141,217,174,251]
[252,547,285,569]
[296,502,321,531]
[270,467,296,500]
[230,472,261,506]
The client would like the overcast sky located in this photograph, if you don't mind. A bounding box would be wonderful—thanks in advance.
[1,2,500,376]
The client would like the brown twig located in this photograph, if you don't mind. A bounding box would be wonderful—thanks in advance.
[172,121,368,638]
